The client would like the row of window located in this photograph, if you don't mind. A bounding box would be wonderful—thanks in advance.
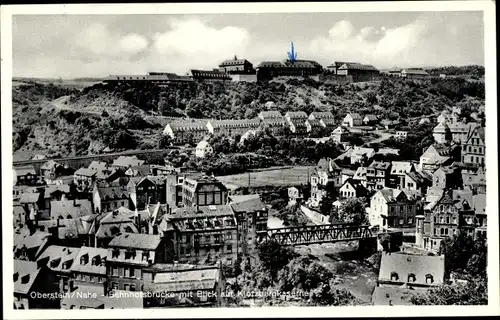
[110,266,141,279]
[183,233,234,243]
[111,249,150,261]
[390,272,434,284]
[74,274,105,283]
[179,245,233,255]
[433,216,457,224]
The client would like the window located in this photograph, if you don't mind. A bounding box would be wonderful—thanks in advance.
[111,282,118,290]
[408,273,416,283]
[125,250,136,260]
[130,285,136,292]
[226,232,232,240]
[112,266,118,276]
[142,251,149,261]
[390,272,399,281]
[425,274,434,284]
[227,245,233,253]
[112,249,120,258]
[124,284,130,291]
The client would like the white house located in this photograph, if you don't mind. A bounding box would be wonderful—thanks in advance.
[396,131,408,139]
[195,140,213,158]
[369,188,422,230]
[342,113,363,127]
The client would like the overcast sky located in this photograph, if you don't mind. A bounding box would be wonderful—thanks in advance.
[12,11,484,78]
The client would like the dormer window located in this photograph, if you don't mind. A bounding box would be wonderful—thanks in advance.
[62,261,70,270]
[142,251,149,261]
[390,272,399,281]
[80,254,89,265]
[50,258,61,268]
[21,275,30,284]
[425,274,434,284]
[408,273,416,283]
[112,249,120,258]
[92,256,101,266]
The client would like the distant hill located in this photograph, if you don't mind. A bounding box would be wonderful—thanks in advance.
[12,75,485,157]
[425,65,485,78]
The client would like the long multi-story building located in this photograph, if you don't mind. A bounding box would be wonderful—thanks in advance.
[218,56,255,74]
[158,205,238,265]
[163,120,209,145]
[206,119,261,137]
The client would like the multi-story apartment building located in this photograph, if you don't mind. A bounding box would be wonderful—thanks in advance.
[92,179,132,214]
[462,126,485,167]
[309,158,341,207]
[181,174,229,207]
[389,161,416,189]
[106,233,167,293]
[258,110,282,121]
[73,168,97,193]
[416,188,481,252]
[71,246,108,296]
[158,205,238,265]
[367,161,392,190]
[127,176,167,210]
[163,121,209,145]
[369,188,422,230]
[255,59,323,81]
[14,165,38,186]
[419,143,460,172]
[218,56,255,74]
[207,119,261,137]
[260,118,287,136]
[229,196,268,256]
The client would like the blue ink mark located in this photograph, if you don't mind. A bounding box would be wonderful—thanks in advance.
[287,41,297,63]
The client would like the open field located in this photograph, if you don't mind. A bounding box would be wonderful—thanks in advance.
[217,166,314,187]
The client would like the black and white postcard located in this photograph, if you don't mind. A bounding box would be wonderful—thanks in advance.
[1,1,498,318]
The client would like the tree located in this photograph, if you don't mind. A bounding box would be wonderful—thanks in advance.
[338,198,368,225]
[319,190,334,216]
[439,231,487,278]
[257,240,297,284]
[309,280,357,306]
[158,135,173,149]
[410,277,487,305]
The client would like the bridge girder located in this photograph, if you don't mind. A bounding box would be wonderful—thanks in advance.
[257,224,375,246]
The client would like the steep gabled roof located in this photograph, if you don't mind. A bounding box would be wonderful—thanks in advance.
[14,260,42,294]
[108,233,162,250]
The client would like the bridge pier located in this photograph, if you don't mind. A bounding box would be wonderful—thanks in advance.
[357,238,378,257]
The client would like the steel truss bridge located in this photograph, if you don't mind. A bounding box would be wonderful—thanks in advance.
[256,223,376,246]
